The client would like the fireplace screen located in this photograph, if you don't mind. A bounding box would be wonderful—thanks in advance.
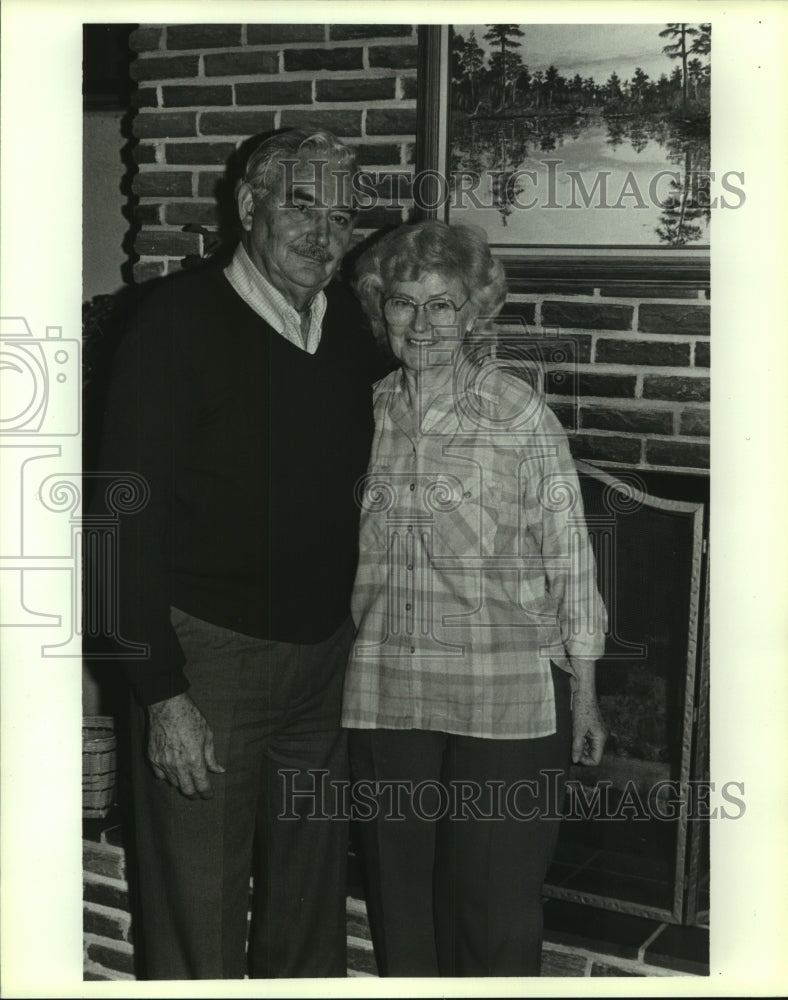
[544,460,709,925]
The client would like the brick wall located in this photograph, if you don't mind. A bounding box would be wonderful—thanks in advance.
[83,829,135,979]
[125,22,709,475]
[499,286,710,473]
[129,23,417,284]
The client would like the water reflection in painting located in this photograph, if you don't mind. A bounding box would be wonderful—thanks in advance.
[447,24,711,246]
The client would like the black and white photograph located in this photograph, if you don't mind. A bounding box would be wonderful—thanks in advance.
[0,1,786,996]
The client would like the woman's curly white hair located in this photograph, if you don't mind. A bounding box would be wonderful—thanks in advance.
[353,221,507,350]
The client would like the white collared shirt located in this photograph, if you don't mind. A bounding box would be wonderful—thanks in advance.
[223,242,327,354]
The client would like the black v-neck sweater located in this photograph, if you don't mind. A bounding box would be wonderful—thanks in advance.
[96,263,386,704]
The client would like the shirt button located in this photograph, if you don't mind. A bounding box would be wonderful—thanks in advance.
[407,564,413,571]
[409,483,415,491]
[405,603,412,611]
[410,646,416,654]
[463,490,471,498]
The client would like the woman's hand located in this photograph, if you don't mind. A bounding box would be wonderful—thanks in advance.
[568,659,608,766]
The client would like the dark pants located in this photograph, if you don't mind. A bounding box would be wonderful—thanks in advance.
[130,608,352,979]
[348,663,572,977]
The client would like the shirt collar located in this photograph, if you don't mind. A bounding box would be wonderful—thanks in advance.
[224,242,327,354]
[384,350,511,434]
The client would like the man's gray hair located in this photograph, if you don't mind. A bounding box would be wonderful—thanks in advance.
[239,128,359,203]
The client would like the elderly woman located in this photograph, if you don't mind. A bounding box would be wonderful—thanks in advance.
[343,221,608,977]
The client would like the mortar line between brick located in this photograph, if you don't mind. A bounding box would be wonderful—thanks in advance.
[84,899,132,924]
[84,870,127,887]
[509,294,708,306]
[83,932,134,954]
[347,934,375,953]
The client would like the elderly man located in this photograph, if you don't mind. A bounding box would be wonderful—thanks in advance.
[97,129,384,979]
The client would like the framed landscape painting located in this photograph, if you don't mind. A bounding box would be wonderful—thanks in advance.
[416,24,713,286]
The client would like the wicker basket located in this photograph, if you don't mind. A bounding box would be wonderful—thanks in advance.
[82,715,117,819]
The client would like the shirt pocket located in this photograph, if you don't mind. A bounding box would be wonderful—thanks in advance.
[437,475,505,558]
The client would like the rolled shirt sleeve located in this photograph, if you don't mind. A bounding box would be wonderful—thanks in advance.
[528,405,608,673]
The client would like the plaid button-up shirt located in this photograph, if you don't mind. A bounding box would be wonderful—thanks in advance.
[342,358,608,739]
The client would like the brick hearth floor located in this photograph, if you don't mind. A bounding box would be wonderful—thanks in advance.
[84,812,708,980]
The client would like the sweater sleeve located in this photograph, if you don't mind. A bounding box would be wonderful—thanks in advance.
[91,283,190,706]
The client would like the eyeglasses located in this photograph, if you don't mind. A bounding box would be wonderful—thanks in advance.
[382,294,469,326]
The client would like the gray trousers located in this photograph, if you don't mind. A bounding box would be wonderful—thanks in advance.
[130,608,352,979]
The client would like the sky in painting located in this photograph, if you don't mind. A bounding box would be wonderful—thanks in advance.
[455,24,706,86]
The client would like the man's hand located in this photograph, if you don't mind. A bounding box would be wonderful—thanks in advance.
[568,659,608,767]
[146,692,225,799]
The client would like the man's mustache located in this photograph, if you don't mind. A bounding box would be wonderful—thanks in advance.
[292,240,333,263]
